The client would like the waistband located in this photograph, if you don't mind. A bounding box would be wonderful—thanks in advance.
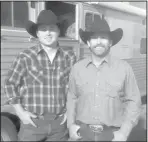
[76,120,120,133]
[24,106,66,120]
[30,111,65,121]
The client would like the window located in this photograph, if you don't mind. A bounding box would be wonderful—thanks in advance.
[85,13,93,31]
[1,1,29,28]
[140,38,147,54]
[45,1,76,39]
[142,18,146,25]
[1,2,12,26]
[85,12,101,31]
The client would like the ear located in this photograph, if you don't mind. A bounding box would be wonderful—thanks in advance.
[109,40,113,47]
[87,41,90,47]
[36,30,39,38]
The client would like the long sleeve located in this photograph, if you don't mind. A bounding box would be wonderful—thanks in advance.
[4,54,26,104]
[60,50,76,114]
[120,64,142,138]
[66,66,78,128]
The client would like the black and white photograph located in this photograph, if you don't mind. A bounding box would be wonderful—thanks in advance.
[1,1,147,141]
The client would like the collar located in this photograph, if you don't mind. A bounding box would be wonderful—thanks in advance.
[85,54,111,68]
[36,42,60,54]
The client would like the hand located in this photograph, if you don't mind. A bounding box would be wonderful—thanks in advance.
[60,112,67,125]
[112,131,127,141]
[69,124,82,140]
[17,110,37,127]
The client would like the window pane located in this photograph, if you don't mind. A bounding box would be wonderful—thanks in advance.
[140,38,146,54]
[85,12,93,31]
[1,2,12,26]
[94,14,101,22]
[13,1,29,28]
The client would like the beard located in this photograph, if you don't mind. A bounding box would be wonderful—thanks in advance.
[89,45,111,58]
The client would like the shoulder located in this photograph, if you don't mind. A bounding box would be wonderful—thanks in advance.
[62,48,75,56]
[72,57,89,70]
[111,56,133,72]
[19,45,38,59]
[61,48,76,60]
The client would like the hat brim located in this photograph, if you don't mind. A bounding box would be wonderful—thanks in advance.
[26,21,61,38]
[26,21,38,38]
[79,28,123,46]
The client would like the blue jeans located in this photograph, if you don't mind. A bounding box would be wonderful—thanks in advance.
[18,113,68,141]
[75,120,119,141]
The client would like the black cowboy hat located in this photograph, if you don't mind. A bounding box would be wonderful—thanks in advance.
[79,15,123,46]
[26,10,59,38]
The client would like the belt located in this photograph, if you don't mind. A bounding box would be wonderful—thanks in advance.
[32,112,65,121]
[27,107,66,120]
[89,124,104,133]
[76,120,120,133]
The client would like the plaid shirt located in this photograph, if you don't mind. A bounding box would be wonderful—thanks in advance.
[4,44,76,115]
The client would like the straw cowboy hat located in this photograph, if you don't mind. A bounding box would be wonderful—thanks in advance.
[26,10,60,38]
[79,15,123,46]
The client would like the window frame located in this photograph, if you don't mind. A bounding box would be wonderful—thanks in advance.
[84,10,102,30]
[1,1,30,31]
[140,38,147,54]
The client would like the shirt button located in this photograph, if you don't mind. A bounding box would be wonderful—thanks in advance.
[94,105,99,108]
[93,116,99,120]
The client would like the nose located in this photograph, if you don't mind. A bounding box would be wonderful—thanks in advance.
[46,30,50,35]
[97,38,101,44]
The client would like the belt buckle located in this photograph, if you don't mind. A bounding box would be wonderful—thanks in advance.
[89,124,103,133]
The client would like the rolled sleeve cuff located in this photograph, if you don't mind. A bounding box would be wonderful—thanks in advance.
[119,121,134,138]
[7,96,21,105]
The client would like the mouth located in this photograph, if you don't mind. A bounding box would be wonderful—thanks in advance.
[95,46,105,50]
[44,36,52,40]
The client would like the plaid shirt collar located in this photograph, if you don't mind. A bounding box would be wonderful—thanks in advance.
[35,42,60,53]
[35,43,64,57]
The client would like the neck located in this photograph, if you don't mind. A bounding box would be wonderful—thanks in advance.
[91,54,105,64]
[41,42,58,52]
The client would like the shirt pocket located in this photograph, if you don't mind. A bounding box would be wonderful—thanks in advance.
[76,81,91,96]
[58,66,70,85]
[28,66,43,84]
[105,79,122,98]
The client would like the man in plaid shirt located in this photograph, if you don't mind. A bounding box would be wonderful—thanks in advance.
[4,10,76,141]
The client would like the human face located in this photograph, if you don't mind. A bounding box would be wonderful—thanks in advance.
[36,24,60,47]
[87,33,112,57]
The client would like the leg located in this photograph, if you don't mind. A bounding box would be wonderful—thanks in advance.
[94,127,116,141]
[45,115,69,141]
[78,123,94,141]
[18,117,51,141]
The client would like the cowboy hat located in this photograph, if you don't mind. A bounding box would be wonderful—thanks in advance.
[26,10,60,38]
[79,15,123,46]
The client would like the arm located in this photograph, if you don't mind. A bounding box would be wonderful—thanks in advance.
[118,64,142,139]
[66,66,78,128]
[60,50,76,115]
[4,54,26,105]
[65,50,77,95]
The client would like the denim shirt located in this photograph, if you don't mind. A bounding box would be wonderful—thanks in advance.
[67,55,141,137]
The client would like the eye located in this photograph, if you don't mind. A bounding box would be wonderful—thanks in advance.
[101,36,107,39]
[38,26,47,31]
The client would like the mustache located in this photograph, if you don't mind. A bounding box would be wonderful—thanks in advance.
[94,44,105,48]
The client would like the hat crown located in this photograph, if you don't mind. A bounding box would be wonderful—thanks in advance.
[37,10,58,25]
[86,15,110,33]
